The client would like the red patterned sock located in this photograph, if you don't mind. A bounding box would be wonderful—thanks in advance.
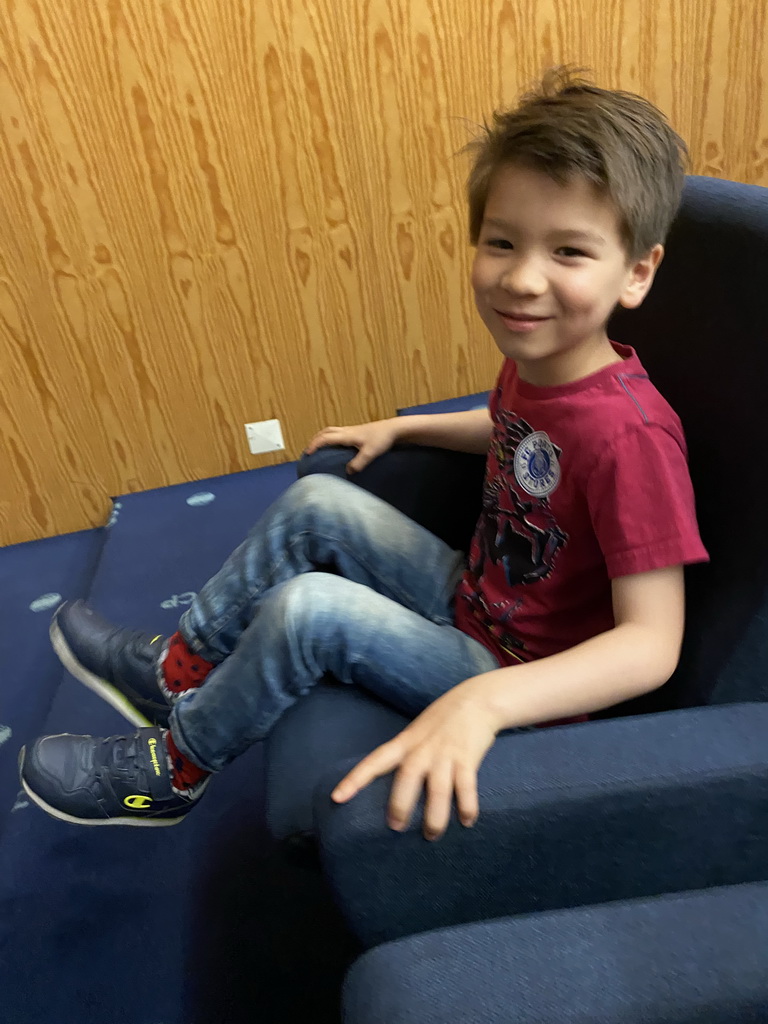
[160,631,215,699]
[165,729,210,792]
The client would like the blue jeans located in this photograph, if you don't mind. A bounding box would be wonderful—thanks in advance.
[169,475,502,772]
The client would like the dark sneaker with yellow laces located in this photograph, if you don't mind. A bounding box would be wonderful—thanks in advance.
[50,600,172,728]
[19,727,207,826]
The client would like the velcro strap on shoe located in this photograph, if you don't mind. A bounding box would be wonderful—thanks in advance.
[140,728,174,799]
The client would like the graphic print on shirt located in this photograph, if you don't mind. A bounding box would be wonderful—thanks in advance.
[463,405,568,660]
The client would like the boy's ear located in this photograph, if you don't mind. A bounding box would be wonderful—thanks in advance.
[618,244,664,309]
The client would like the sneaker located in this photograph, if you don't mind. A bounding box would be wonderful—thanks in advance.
[50,601,172,728]
[19,727,208,826]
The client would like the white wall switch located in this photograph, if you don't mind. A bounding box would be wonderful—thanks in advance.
[244,419,285,455]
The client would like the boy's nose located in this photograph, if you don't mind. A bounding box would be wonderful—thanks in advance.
[500,259,547,297]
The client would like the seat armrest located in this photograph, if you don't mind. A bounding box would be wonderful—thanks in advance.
[298,445,485,552]
[315,702,768,947]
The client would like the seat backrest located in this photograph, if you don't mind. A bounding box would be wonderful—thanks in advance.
[607,175,768,713]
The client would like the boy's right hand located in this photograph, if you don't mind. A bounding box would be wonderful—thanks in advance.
[304,419,401,474]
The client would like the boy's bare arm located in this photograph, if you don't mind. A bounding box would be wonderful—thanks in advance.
[333,565,685,839]
[395,409,494,454]
[306,408,493,472]
[478,564,685,726]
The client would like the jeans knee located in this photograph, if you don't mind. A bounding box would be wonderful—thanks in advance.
[264,573,360,633]
[280,475,369,538]
[286,473,357,517]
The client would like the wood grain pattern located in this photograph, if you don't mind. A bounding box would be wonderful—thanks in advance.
[1,0,766,544]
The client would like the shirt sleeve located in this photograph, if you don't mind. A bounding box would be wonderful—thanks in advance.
[585,423,709,579]
[489,360,514,420]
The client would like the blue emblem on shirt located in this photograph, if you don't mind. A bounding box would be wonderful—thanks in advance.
[513,431,561,497]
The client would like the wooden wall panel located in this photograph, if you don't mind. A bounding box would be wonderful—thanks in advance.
[1,0,767,545]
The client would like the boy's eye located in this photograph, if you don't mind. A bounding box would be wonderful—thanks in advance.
[556,246,588,258]
[486,238,513,250]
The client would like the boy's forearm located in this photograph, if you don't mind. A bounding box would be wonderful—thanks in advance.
[469,623,680,729]
[394,409,493,455]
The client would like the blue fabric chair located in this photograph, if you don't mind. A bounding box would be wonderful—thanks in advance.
[265,176,768,1016]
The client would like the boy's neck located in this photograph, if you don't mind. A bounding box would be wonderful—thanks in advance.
[516,336,626,388]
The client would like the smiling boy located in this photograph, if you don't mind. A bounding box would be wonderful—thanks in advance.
[473,166,659,382]
[20,68,707,839]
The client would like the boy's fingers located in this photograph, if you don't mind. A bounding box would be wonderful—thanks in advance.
[306,427,343,454]
[386,763,427,832]
[454,763,479,827]
[347,446,375,474]
[305,434,329,454]
[421,762,455,840]
[331,741,402,802]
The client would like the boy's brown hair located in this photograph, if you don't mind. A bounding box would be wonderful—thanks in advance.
[465,67,689,260]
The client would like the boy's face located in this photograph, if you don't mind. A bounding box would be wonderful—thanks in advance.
[471,163,662,386]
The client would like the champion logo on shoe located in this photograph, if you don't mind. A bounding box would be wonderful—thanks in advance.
[124,794,153,810]
[146,735,163,777]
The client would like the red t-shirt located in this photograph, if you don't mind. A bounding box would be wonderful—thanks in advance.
[454,344,709,674]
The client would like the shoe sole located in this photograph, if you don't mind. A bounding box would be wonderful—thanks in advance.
[18,747,186,827]
[50,616,154,729]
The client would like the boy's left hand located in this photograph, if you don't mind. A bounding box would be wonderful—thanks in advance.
[331,679,501,841]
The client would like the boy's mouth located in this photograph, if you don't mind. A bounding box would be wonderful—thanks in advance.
[495,309,552,332]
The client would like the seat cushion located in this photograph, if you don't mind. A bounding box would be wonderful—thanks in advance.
[343,880,768,1024]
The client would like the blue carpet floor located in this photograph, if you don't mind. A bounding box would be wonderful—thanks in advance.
[0,391,489,1023]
